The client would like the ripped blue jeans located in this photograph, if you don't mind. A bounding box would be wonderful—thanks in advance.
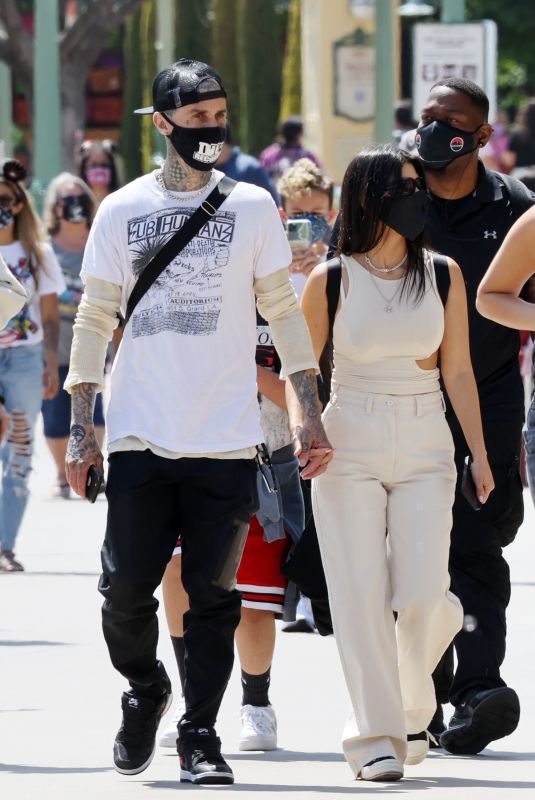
[0,344,43,551]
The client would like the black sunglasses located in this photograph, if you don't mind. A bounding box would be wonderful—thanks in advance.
[0,194,17,210]
[383,176,425,198]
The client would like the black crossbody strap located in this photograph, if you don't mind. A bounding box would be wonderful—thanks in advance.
[124,174,237,325]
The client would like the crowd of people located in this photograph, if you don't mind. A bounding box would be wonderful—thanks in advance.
[2,57,535,788]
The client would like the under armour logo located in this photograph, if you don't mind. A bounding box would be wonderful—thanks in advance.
[483,230,497,239]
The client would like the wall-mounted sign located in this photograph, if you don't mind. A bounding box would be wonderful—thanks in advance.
[413,21,497,121]
[333,28,374,121]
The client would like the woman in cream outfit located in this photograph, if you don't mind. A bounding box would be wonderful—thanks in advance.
[289,146,494,782]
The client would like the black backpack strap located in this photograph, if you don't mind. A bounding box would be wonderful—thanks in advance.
[325,256,342,335]
[317,256,342,408]
[124,175,237,325]
[432,253,450,308]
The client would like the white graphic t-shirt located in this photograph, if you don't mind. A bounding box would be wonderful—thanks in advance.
[0,241,65,349]
[82,170,292,453]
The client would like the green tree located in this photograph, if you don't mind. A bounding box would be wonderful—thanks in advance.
[212,0,241,137]
[174,0,212,63]
[280,0,301,120]
[466,0,535,90]
[140,0,157,174]
[236,0,285,155]
[120,9,143,181]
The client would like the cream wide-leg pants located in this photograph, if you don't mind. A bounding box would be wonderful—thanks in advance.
[312,388,463,776]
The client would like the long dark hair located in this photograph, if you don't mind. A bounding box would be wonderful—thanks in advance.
[336,144,428,303]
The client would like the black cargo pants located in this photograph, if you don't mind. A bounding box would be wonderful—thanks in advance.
[99,450,258,730]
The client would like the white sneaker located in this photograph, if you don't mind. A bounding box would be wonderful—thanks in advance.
[359,756,404,781]
[158,695,186,748]
[239,704,277,751]
[406,731,429,765]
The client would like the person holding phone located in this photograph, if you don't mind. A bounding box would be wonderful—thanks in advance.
[288,144,493,781]
[279,158,337,298]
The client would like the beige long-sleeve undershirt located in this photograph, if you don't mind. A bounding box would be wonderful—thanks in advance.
[65,269,317,459]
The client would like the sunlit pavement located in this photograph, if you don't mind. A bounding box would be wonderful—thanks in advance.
[1,426,535,799]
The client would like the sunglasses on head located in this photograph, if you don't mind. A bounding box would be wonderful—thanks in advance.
[383,176,425,198]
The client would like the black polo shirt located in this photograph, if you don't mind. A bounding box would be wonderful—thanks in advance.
[426,163,535,429]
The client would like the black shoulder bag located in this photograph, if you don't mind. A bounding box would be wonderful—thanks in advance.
[124,175,237,326]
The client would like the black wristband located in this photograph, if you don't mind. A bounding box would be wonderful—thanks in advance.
[0,395,5,406]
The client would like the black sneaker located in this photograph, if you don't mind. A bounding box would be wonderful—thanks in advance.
[428,704,445,748]
[113,688,173,774]
[440,687,520,755]
[179,728,234,785]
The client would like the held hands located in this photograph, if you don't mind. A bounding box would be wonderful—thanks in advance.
[293,418,334,480]
[471,456,495,505]
[65,423,104,498]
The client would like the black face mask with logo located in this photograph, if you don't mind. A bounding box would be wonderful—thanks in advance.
[379,190,429,242]
[62,194,91,223]
[161,113,226,172]
[415,119,482,171]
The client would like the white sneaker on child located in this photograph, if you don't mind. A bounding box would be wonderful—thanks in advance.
[239,704,277,750]
[158,695,186,748]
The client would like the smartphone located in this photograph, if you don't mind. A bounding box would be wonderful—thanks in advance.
[86,465,104,504]
[461,456,481,511]
[286,218,312,253]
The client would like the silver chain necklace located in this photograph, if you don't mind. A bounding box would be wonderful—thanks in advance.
[367,269,404,313]
[364,251,407,274]
[155,168,216,201]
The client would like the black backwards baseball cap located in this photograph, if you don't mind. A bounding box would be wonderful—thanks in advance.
[134,58,227,115]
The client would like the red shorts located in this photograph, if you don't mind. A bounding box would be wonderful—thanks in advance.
[172,515,290,614]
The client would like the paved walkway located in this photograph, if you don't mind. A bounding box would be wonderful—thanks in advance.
[2,429,535,798]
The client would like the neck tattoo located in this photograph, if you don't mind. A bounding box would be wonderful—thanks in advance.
[160,145,213,194]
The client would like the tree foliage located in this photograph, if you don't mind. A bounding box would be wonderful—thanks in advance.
[174,0,212,63]
[236,0,286,156]
[212,0,241,139]
[0,0,148,168]
[140,0,157,174]
[280,0,301,120]
[466,0,535,90]
[120,8,143,181]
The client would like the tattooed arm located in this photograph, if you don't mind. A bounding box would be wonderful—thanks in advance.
[65,382,104,498]
[286,369,333,479]
[40,293,60,399]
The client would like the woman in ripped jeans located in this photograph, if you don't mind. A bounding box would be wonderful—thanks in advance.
[0,158,64,571]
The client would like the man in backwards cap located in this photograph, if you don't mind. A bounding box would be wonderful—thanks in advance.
[64,59,332,785]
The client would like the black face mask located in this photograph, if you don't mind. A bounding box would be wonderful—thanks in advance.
[162,113,226,172]
[415,119,482,171]
[379,190,428,242]
[62,194,91,223]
